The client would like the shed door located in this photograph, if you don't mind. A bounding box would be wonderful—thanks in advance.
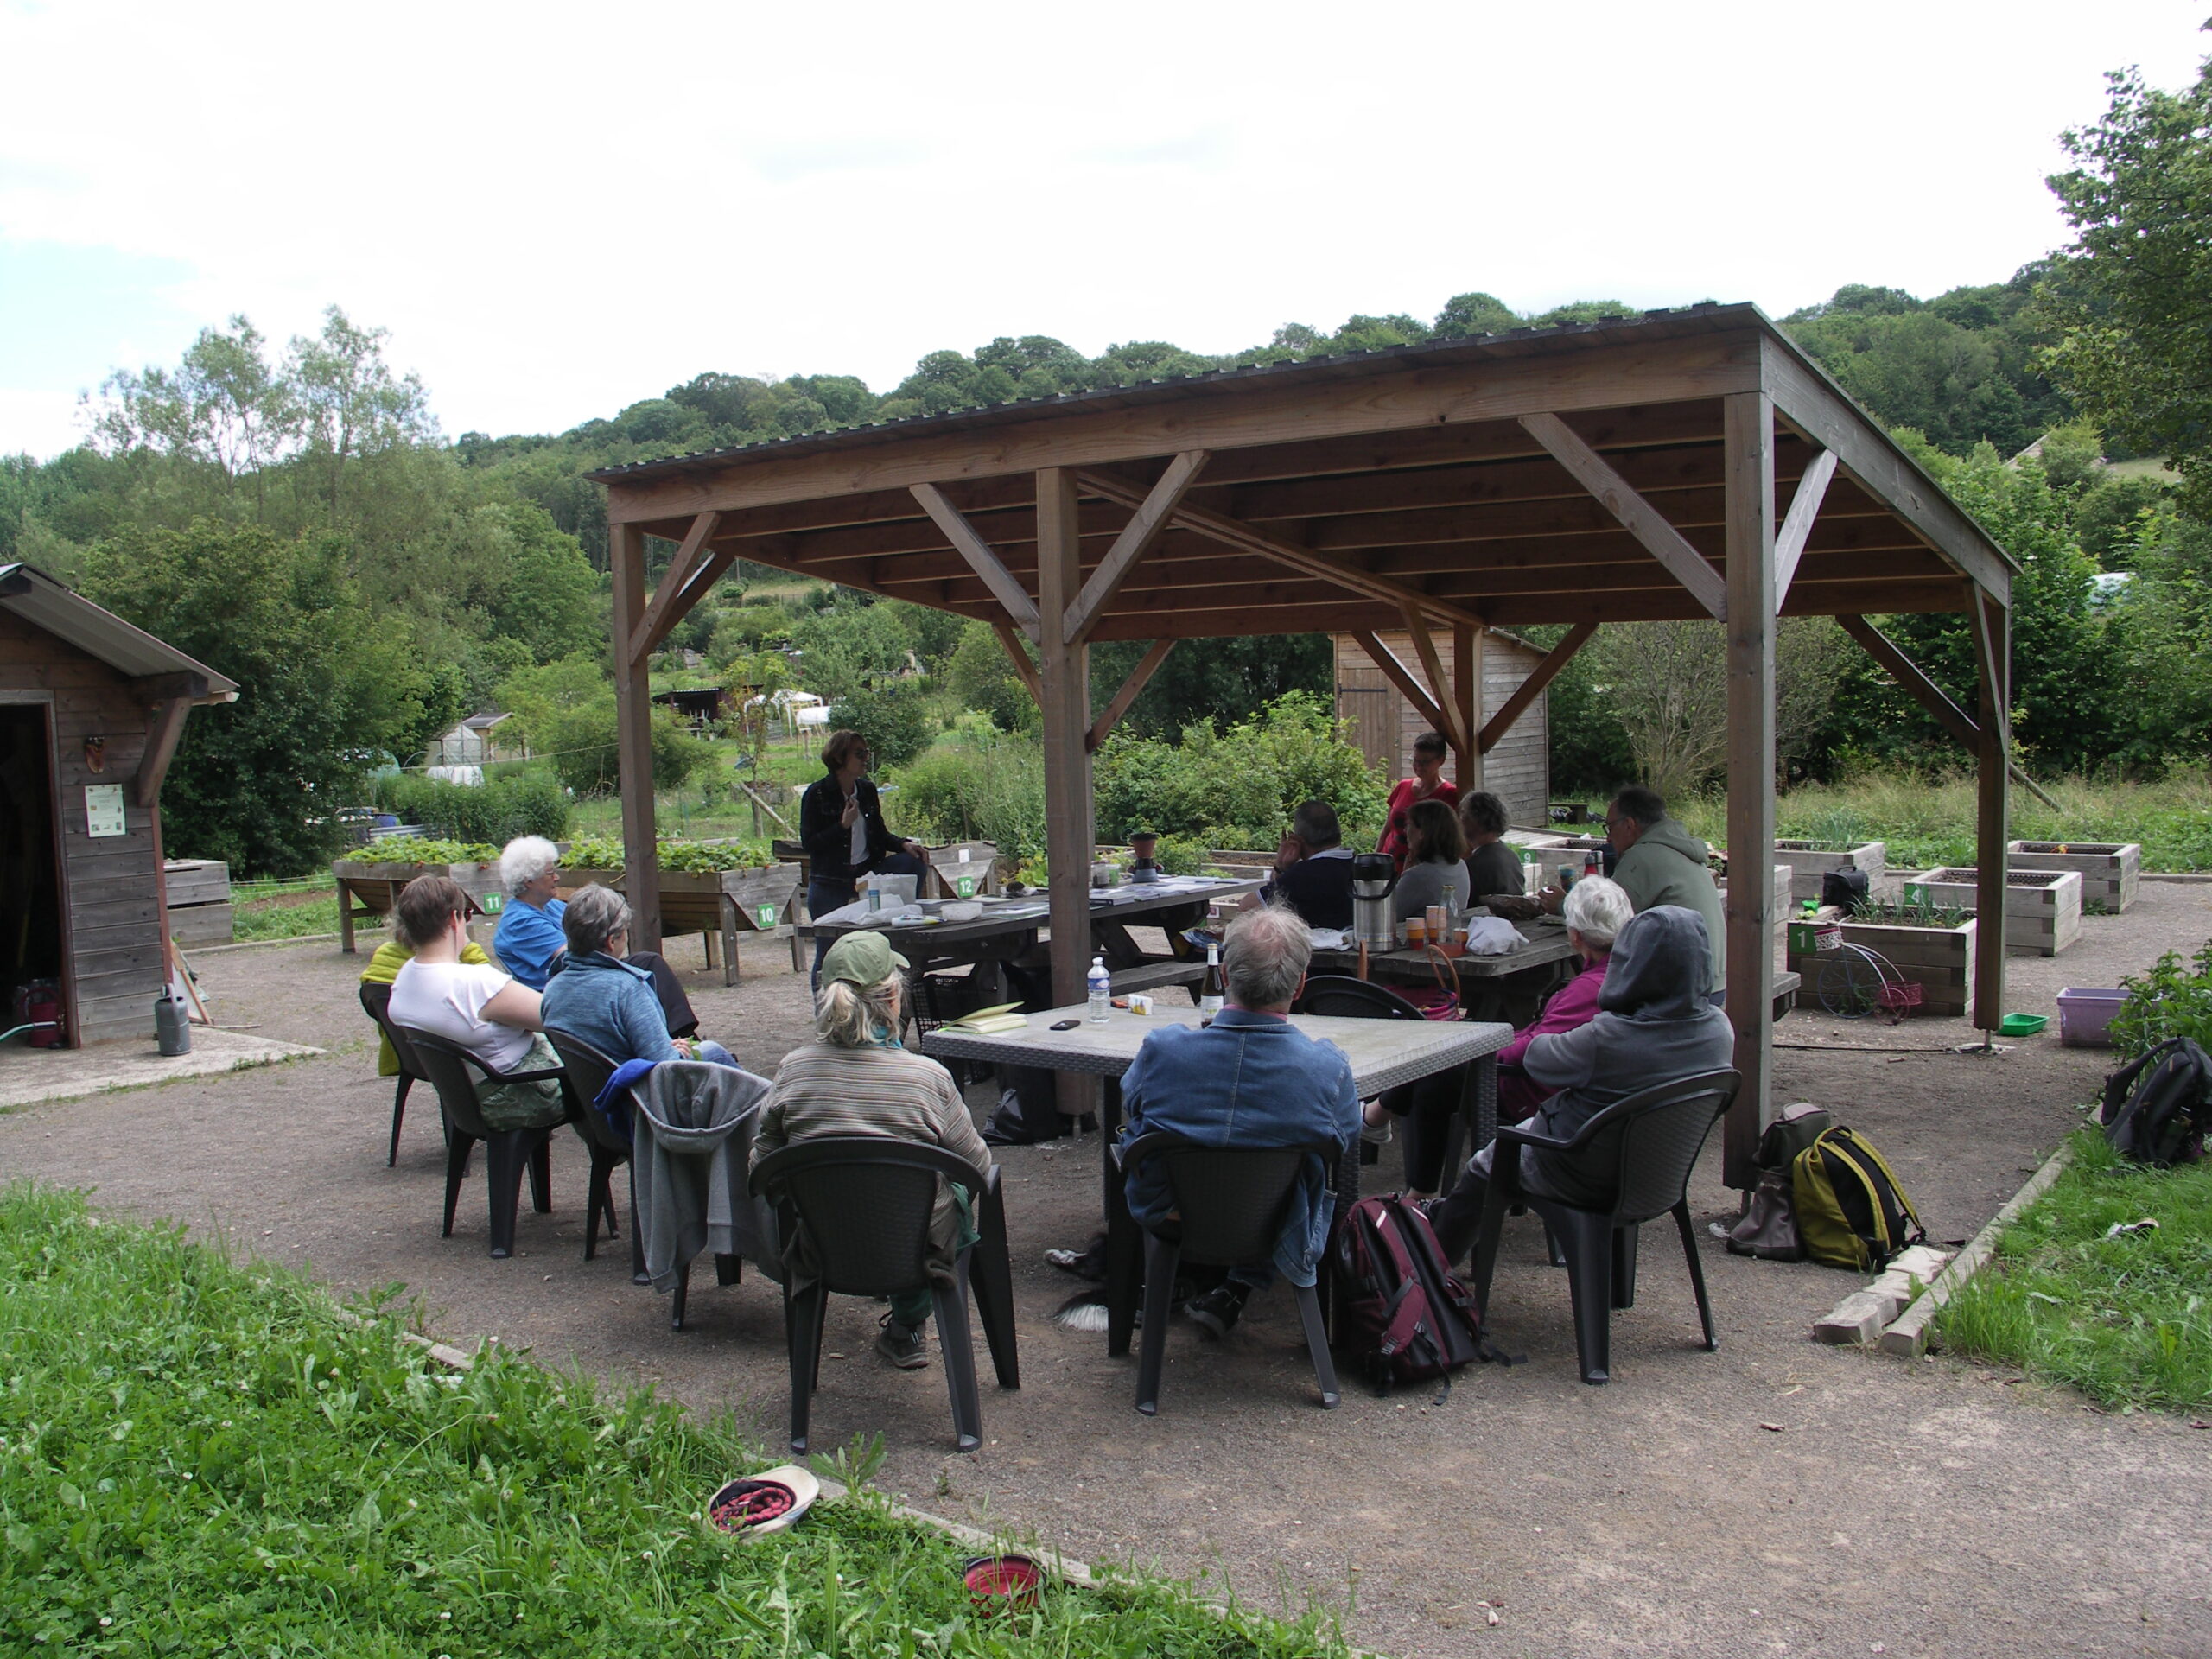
[0,702,66,1043]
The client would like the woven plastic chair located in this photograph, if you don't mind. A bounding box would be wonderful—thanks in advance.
[543,1027,646,1282]
[748,1137,1018,1454]
[1470,1068,1740,1384]
[1116,1132,1341,1415]
[400,1027,563,1260]
[358,981,427,1167]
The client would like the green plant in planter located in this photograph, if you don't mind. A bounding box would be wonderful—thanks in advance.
[1849,894,1972,930]
[351,837,499,865]
[563,836,774,873]
[2107,940,2212,1060]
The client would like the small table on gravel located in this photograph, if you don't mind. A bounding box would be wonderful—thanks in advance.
[919,1006,1511,1356]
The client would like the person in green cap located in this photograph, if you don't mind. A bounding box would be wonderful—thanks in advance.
[754,931,994,1371]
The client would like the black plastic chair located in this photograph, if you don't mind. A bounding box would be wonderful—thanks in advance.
[1470,1068,1740,1385]
[1294,974,1474,1184]
[401,1027,563,1260]
[359,981,429,1167]
[1116,1131,1341,1415]
[748,1137,1019,1455]
[1293,975,1428,1022]
[543,1027,647,1283]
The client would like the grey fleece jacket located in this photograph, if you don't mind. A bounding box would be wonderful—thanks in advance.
[1519,905,1735,1207]
[1609,817,1726,996]
[631,1061,781,1294]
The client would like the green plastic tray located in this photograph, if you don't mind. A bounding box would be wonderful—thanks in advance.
[1999,1013,2050,1037]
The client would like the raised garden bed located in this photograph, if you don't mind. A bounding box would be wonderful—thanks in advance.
[1771,839,1886,903]
[1787,909,1978,1020]
[2007,840,2140,914]
[331,847,504,952]
[1906,867,2082,958]
[164,858,233,945]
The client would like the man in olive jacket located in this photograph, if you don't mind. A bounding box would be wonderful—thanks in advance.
[1603,785,1726,1001]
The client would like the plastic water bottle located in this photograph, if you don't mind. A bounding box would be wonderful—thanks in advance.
[1087,955,1112,1024]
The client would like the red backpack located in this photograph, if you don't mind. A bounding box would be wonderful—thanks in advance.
[1329,1195,1510,1394]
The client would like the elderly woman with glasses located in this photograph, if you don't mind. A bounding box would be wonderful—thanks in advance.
[538,884,738,1069]
[798,728,931,984]
[490,835,703,1038]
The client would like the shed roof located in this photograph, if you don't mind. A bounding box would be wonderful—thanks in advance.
[0,563,238,700]
[588,306,2014,640]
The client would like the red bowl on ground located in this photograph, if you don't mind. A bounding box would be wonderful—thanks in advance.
[962,1554,1041,1612]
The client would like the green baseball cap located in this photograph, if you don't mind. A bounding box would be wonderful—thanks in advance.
[820,930,909,987]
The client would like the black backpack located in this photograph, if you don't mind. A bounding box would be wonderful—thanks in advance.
[1330,1196,1504,1394]
[2100,1038,2212,1166]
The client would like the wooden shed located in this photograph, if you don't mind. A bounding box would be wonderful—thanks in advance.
[1335,628,1549,827]
[0,563,237,1046]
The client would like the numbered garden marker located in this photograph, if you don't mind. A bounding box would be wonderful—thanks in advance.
[755,903,778,928]
[955,875,977,899]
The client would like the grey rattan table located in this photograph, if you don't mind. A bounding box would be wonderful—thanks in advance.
[921,1005,1510,1355]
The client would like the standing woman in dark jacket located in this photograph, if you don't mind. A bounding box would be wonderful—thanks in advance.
[799,728,930,985]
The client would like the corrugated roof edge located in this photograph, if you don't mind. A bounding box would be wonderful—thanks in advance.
[583,303,1751,485]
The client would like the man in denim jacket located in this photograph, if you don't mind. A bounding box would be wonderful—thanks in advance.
[1118,904,1359,1338]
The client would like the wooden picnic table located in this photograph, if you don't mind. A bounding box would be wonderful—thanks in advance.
[1313,918,1582,1023]
[919,1004,1510,1356]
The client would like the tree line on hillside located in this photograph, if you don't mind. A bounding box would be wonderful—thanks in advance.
[7,37,2212,873]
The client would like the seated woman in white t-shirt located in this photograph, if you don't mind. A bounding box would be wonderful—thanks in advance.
[386,874,567,1132]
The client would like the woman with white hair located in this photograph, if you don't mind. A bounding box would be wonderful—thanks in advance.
[489,835,702,1037]
[1492,874,1634,1123]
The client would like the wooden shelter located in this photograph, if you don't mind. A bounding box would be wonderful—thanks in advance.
[0,563,237,1046]
[589,305,2018,1186]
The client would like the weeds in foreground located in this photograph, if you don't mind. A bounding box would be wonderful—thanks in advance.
[0,1183,1345,1657]
[1938,1129,2212,1413]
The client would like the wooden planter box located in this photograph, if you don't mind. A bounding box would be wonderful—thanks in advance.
[1906,867,2081,958]
[1771,840,1885,903]
[1788,915,1978,1020]
[331,857,501,951]
[164,858,233,946]
[604,861,803,986]
[1717,863,1798,936]
[2007,841,2140,913]
[926,842,1000,899]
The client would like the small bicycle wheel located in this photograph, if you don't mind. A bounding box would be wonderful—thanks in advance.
[1818,944,1889,1018]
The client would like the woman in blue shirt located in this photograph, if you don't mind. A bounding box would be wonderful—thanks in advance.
[491,836,702,1038]
[539,885,736,1068]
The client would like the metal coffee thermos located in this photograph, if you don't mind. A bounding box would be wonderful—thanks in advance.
[1351,852,1399,952]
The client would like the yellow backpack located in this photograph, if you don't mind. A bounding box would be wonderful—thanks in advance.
[1790,1126,1925,1271]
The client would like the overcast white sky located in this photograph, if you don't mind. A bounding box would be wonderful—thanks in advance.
[1,1,2203,461]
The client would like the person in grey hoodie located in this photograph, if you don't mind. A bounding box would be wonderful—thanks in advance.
[1599,785,1726,1002]
[1422,905,1734,1260]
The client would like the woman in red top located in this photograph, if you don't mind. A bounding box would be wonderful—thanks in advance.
[1376,731,1459,871]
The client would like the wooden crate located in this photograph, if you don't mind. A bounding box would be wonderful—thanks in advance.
[164,859,233,945]
[1905,867,2082,958]
[1771,840,1885,903]
[1788,916,1978,1020]
[2007,841,2140,913]
[168,901,234,945]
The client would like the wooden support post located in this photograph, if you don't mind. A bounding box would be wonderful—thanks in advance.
[912,483,1043,636]
[1452,624,1482,790]
[1721,390,1777,1191]
[1351,631,1452,738]
[628,511,723,664]
[1478,621,1596,753]
[1837,614,2062,813]
[1088,639,1173,752]
[1971,588,2010,1032]
[1771,448,1836,606]
[137,697,191,810]
[1064,451,1208,645]
[1036,467,1097,1124]
[610,521,663,950]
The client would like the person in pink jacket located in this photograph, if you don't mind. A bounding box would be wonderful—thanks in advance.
[1495,876,1633,1122]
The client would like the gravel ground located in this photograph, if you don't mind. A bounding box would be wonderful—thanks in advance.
[4,892,2211,1658]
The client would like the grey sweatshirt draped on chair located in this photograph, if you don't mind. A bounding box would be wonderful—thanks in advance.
[628,1062,783,1294]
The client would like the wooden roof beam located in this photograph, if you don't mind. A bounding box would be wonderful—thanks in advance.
[1772,448,1837,607]
[1349,630,1454,738]
[1077,469,1483,631]
[992,620,1042,706]
[1477,621,1596,754]
[1764,344,2012,605]
[1398,607,1471,753]
[629,511,722,664]
[1064,451,1208,646]
[1518,413,1728,620]
[1087,639,1175,752]
[910,482,1042,638]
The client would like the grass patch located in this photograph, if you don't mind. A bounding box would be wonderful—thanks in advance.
[1671,769,2212,873]
[227,878,372,943]
[0,1183,1345,1656]
[1937,1128,2212,1413]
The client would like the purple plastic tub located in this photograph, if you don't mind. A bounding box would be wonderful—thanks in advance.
[2056,988,2126,1048]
